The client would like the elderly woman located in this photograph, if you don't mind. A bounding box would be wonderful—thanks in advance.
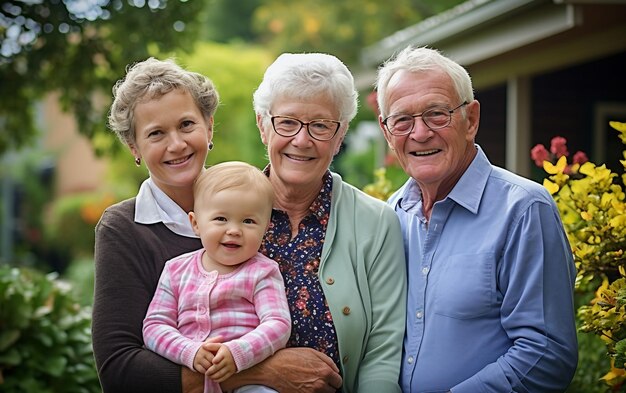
[91,57,221,393]
[221,53,407,393]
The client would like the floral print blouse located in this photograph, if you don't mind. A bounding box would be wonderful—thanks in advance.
[260,170,341,371]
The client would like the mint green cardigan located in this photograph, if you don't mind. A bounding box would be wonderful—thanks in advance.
[321,173,407,393]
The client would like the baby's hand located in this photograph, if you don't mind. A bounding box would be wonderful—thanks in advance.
[204,343,237,383]
[193,345,215,374]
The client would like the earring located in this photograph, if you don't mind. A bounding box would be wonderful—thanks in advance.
[208,141,214,151]
[135,157,141,166]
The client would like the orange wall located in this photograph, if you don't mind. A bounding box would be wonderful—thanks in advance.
[41,93,107,197]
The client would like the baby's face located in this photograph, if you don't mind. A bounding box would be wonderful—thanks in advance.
[191,187,271,267]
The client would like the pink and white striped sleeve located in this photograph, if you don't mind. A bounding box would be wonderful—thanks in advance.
[224,256,291,372]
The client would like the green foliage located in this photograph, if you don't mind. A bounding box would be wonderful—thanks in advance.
[179,42,274,169]
[0,150,58,269]
[45,192,119,261]
[62,258,96,308]
[0,0,206,156]
[362,167,395,200]
[201,0,262,43]
[0,266,99,392]
[566,329,612,393]
[251,0,466,64]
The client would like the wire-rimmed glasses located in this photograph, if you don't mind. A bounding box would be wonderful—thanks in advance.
[382,102,468,135]
[270,115,341,141]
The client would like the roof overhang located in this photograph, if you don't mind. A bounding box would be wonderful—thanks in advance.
[357,0,626,90]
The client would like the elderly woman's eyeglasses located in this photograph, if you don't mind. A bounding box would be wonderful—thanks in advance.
[382,102,468,135]
[270,115,341,141]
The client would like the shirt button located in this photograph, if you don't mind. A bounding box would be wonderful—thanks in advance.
[407,356,414,364]
[416,310,423,319]
[422,266,429,275]
[326,277,335,285]
[343,355,349,364]
[342,306,351,315]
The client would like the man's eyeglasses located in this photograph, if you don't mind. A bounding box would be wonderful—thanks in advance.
[270,115,341,141]
[382,102,468,135]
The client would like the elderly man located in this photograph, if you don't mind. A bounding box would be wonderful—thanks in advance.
[376,46,578,393]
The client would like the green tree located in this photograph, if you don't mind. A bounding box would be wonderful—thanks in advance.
[0,0,206,156]
[180,42,272,169]
[251,0,465,64]
[201,0,262,43]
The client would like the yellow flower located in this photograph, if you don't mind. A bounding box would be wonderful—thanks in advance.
[543,179,559,195]
[610,214,626,228]
[602,360,626,385]
[578,161,596,176]
[362,167,393,201]
[571,177,592,195]
[574,243,594,258]
[559,204,581,225]
[610,121,626,144]
[611,121,626,132]
[544,155,567,174]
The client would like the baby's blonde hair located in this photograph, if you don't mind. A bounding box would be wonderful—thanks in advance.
[193,161,274,215]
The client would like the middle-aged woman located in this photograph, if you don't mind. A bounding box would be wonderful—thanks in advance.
[91,57,220,393]
[219,53,407,393]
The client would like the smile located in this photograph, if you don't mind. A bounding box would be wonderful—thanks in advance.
[285,153,313,161]
[166,154,192,165]
[410,149,440,157]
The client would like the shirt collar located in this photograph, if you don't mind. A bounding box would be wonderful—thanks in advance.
[392,144,491,216]
[447,145,491,214]
[135,177,198,238]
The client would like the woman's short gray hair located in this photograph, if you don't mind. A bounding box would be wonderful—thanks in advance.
[376,46,474,119]
[108,57,219,146]
[253,53,358,126]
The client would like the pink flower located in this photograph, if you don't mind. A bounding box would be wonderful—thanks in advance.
[531,144,550,167]
[550,136,569,158]
[572,151,588,165]
[366,90,380,116]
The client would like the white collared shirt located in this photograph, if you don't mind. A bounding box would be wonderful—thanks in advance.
[134,178,198,238]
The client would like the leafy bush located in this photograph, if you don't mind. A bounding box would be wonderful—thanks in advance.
[532,122,626,390]
[45,192,116,261]
[62,257,96,307]
[0,265,100,392]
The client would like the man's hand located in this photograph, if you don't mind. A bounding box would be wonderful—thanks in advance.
[220,347,342,393]
[182,367,204,393]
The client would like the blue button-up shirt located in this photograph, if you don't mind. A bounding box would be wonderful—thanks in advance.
[390,146,578,393]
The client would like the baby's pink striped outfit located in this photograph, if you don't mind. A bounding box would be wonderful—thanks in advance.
[143,249,291,393]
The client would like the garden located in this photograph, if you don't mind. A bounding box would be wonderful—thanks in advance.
[1,1,625,391]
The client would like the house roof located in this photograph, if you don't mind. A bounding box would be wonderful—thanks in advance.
[356,0,626,90]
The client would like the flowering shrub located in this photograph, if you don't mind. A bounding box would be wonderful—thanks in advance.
[532,122,626,387]
[530,135,589,171]
[362,167,394,200]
